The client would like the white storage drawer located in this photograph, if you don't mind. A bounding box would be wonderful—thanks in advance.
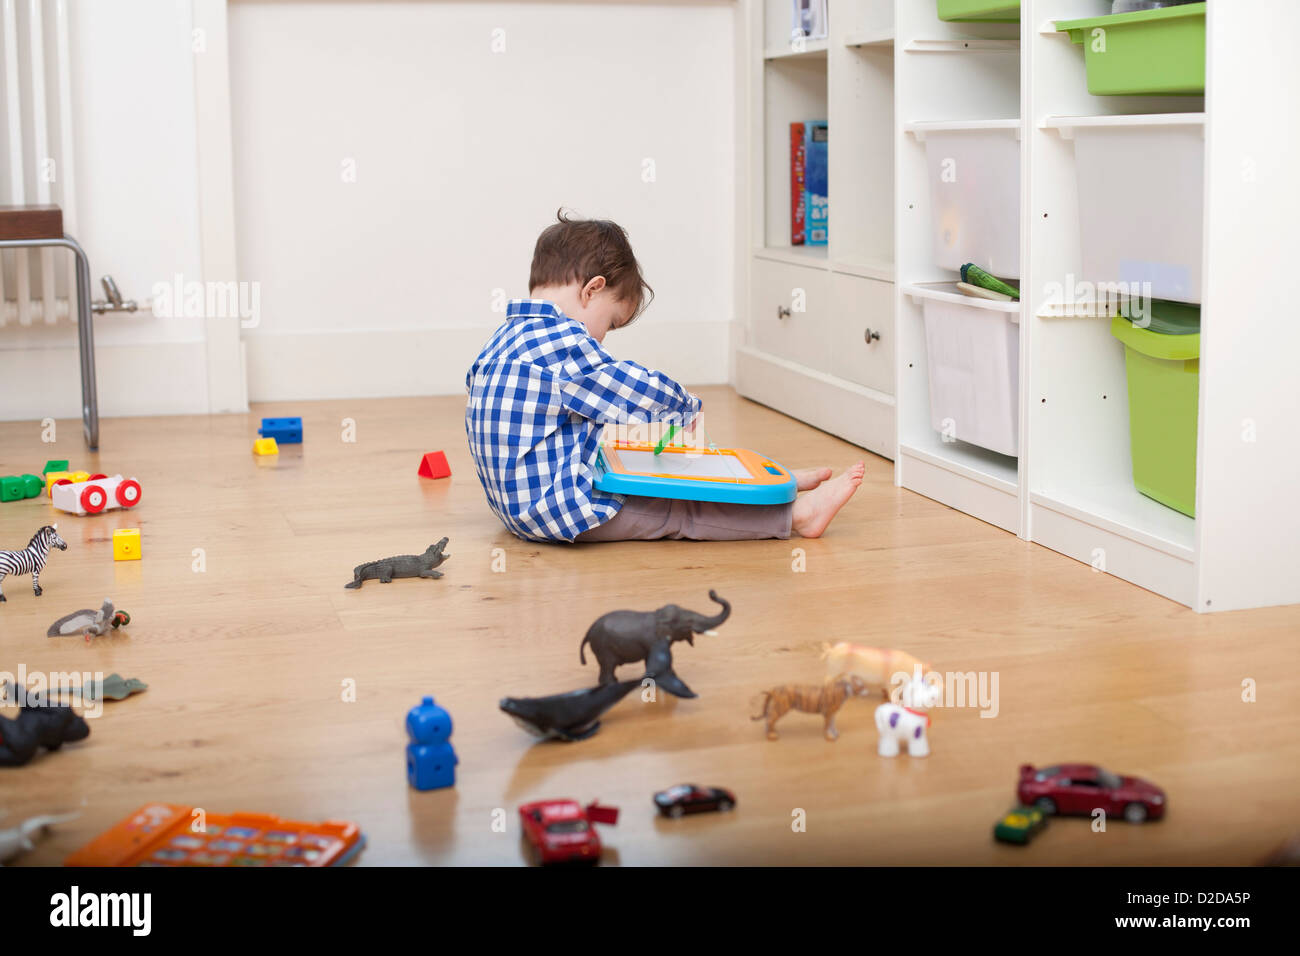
[915,121,1021,280]
[911,284,1020,457]
[830,272,894,395]
[1072,118,1205,304]
[750,256,832,373]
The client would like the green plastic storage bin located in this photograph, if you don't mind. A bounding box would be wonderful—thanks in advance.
[937,1,1020,24]
[1057,3,1205,95]
[1111,304,1200,517]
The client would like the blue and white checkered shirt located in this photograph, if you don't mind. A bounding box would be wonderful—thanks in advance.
[465,299,702,542]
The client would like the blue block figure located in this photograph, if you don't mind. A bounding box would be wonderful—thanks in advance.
[406,695,457,791]
[259,417,303,444]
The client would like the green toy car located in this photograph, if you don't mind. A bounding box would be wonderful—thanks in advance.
[993,805,1047,845]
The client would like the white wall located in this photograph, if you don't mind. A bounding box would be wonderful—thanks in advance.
[228,0,737,400]
[0,0,212,420]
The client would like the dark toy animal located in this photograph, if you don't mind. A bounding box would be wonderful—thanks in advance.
[578,590,730,699]
[499,680,641,742]
[345,537,449,589]
[0,705,90,767]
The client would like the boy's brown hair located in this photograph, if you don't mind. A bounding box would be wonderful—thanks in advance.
[529,210,653,324]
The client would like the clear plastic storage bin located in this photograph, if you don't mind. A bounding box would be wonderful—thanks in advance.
[914,286,1021,457]
[917,122,1022,280]
[1072,117,1204,303]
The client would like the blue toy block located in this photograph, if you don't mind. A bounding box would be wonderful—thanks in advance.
[406,695,458,791]
[258,417,303,444]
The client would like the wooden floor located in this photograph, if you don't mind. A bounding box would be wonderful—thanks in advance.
[2,386,1297,866]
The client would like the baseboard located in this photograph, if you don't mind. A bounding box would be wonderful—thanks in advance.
[0,341,209,421]
[734,346,896,458]
[244,321,734,402]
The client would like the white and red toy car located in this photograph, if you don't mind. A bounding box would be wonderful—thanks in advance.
[51,474,143,516]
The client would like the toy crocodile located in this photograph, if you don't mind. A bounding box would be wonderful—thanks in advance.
[344,537,450,590]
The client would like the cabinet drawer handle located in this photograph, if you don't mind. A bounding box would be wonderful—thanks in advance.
[864,327,881,344]
[777,305,791,319]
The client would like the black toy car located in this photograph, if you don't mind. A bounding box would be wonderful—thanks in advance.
[653,784,736,819]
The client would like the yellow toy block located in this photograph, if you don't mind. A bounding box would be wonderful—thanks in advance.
[253,437,279,456]
[113,528,141,561]
[69,471,91,483]
[45,471,71,497]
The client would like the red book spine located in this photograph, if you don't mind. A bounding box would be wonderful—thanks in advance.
[790,122,806,245]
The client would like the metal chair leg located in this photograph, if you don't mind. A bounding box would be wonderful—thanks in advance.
[67,238,100,450]
[0,236,98,449]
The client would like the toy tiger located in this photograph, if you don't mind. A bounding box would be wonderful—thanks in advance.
[751,675,873,741]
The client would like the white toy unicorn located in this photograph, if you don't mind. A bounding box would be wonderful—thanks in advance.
[875,676,940,758]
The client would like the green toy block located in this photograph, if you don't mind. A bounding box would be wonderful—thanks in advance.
[43,459,69,475]
[2,474,46,501]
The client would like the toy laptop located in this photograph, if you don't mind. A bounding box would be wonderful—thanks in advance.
[65,803,365,867]
[594,440,796,505]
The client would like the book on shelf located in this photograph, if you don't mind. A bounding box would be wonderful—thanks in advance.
[804,121,828,246]
[790,122,806,245]
[791,0,828,41]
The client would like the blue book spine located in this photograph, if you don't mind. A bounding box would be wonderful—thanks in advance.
[804,121,828,247]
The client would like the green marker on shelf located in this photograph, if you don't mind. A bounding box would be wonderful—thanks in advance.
[961,263,1020,300]
[654,425,680,455]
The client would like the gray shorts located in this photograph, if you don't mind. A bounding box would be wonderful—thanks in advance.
[575,496,793,542]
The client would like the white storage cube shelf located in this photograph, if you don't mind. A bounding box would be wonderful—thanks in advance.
[1066,116,1206,304]
[911,121,1022,279]
[911,284,1020,457]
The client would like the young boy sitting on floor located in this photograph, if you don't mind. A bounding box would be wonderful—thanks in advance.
[465,211,864,543]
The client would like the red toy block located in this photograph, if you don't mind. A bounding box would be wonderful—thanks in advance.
[418,451,451,480]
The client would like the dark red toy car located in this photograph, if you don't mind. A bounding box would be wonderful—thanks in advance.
[1017,763,1166,823]
[653,784,737,819]
[518,799,619,865]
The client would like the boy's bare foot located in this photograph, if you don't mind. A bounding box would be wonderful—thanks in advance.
[791,462,865,538]
[793,467,833,491]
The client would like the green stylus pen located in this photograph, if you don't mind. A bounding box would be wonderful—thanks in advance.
[654,425,680,455]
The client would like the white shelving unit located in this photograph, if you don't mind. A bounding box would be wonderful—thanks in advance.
[736,0,897,458]
[736,1,1300,612]
[894,1,1022,533]
[1024,0,1208,606]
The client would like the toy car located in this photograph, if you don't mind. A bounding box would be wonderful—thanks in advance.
[653,784,736,818]
[1017,763,1166,823]
[51,474,143,516]
[993,805,1046,845]
[518,799,618,866]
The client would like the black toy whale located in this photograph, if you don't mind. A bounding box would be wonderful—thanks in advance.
[499,679,641,742]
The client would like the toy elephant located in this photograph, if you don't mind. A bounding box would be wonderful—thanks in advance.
[578,590,730,699]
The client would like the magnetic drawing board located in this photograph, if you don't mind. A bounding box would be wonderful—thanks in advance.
[594,441,797,505]
[613,449,754,480]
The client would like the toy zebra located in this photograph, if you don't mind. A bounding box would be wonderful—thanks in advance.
[0,525,68,603]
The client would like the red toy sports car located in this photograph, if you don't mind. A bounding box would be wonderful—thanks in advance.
[518,799,619,865]
[1017,763,1166,823]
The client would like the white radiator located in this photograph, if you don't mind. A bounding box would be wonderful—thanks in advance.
[0,0,76,327]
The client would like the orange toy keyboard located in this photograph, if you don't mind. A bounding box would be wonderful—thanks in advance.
[66,803,365,867]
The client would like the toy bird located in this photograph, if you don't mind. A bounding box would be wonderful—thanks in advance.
[0,810,81,865]
[47,598,130,642]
